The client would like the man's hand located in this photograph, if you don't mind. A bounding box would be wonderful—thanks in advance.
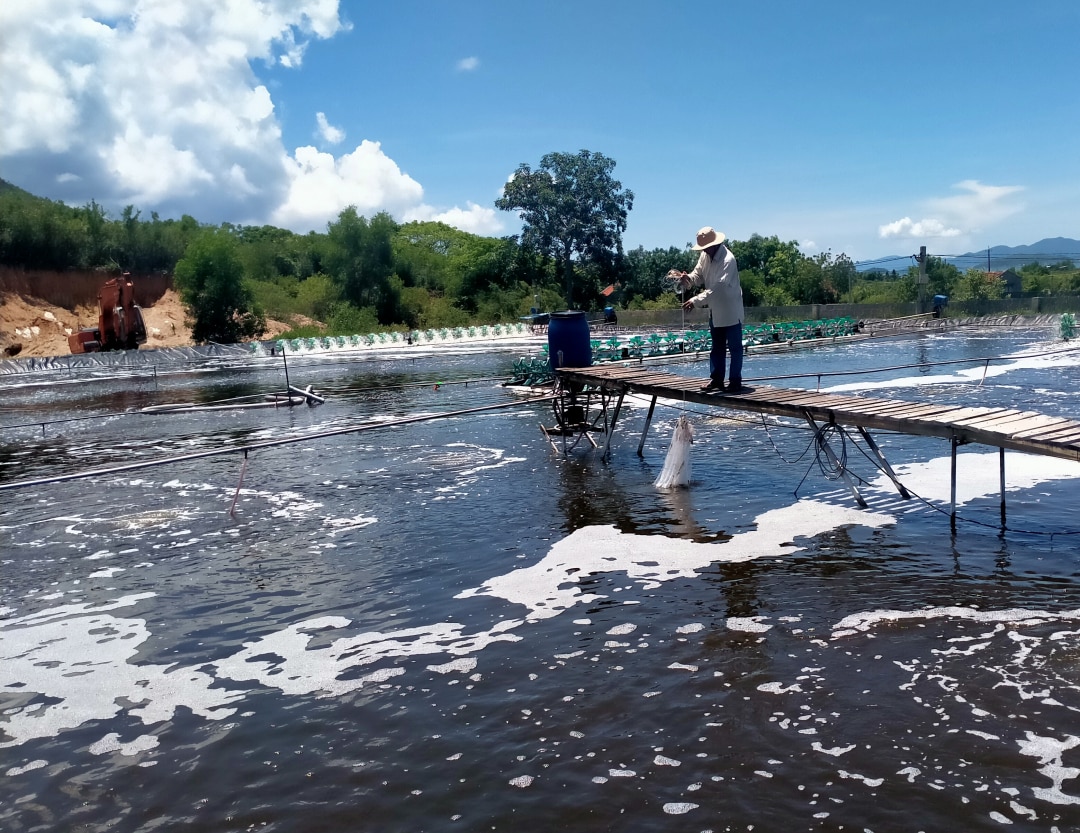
[682,299,694,311]
[667,269,692,290]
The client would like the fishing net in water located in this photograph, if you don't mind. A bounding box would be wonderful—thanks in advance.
[654,414,694,489]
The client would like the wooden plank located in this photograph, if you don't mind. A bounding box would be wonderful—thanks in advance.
[948,410,1040,429]
[940,406,1013,423]
[766,390,832,406]
[817,394,892,411]
[1009,417,1080,439]
[850,401,950,418]
[628,374,682,387]
[959,412,1058,434]
[936,406,1012,425]
[836,395,921,410]
[871,404,963,422]
[1016,425,1080,443]
[892,403,969,419]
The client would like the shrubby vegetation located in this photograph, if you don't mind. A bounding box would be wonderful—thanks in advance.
[3,163,1077,345]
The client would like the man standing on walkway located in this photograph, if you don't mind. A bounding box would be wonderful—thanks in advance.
[675,227,746,393]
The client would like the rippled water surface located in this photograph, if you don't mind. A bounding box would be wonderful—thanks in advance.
[3,326,1080,832]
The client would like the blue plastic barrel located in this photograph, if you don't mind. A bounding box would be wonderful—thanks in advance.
[547,310,592,371]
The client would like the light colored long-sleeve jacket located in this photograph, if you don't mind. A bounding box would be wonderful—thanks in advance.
[686,245,744,328]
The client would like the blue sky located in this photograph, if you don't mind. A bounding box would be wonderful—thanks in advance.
[2,1,1079,265]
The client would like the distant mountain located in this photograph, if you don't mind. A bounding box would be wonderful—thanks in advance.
[858,237,1080,273]
[949,238,1080,271]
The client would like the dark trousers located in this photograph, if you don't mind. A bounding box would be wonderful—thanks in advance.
[709,319,744,385]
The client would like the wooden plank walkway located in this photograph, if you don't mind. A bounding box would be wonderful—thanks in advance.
[556,365,1080,463]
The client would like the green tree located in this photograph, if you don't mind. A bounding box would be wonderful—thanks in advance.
[728,234,804,303]
[495,150,633,309]
[173,228,266,343]
[325,208,401,323]
[622,245,695,306]
[953,268,1004,301]
[907,256,960,299]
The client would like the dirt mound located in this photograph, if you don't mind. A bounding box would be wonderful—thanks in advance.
[0,290,300,358]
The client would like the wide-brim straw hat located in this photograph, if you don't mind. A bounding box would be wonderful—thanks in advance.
[692,226,726,250]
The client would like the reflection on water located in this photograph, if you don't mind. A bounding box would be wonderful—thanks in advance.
[4,328,1080,831]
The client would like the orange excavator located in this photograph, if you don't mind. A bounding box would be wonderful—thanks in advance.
[68,272,148,353]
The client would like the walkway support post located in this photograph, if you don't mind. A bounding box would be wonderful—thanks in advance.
[999,447,1007,529]
[637,395,658,457]
[805,415,867,508]
[950,437,959,532]
[603,389,627,462]
[856,427,910,499]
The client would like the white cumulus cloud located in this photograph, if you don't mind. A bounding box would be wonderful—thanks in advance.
[272,142,425,232]
[878,217,962,240]
[315,112,345,145]
[879,180,1024,241]
[456,56,480,72]
[928,179,1025,227]
[0,1,500,238]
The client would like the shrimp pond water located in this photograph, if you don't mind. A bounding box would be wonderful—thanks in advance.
[3,324,1080,832]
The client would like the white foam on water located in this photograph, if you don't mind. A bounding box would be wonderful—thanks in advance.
[455,500,894,620]
[758,682,802,694]
[87,567,124,579]
[812,743,856,757]
[824,603,1080,806]
[662,802,698,814]
[265,490,324,519]
[453,450,1079,624]
[728,617,773,633]
[5,759,48,776]
[428,658,478,675]
[212,617,523,698]
[832,606,1080,639]
[898,766,921,783]
[865,450,1080,508]
[1016,732,1080,806]
[838,770,884,787]
[447,443,526,478]
[323,514,378,534]
[0,595,241,749]
[676,623,704,634]
[508,775,534,788]
[88,732,159,757]
[8,448,1078,763]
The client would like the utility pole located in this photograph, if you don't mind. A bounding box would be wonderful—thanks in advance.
[917,245,927,314]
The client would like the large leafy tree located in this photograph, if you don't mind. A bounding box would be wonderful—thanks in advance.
[173,228,265,343]
[495,150,633,309]
[904,255,961,300]
[325,208,400,323]
[953,268,1005,301]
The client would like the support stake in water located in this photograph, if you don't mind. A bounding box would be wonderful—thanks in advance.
[950,437,958,532]
[230,450,249,517]
[999,446,1007,530]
